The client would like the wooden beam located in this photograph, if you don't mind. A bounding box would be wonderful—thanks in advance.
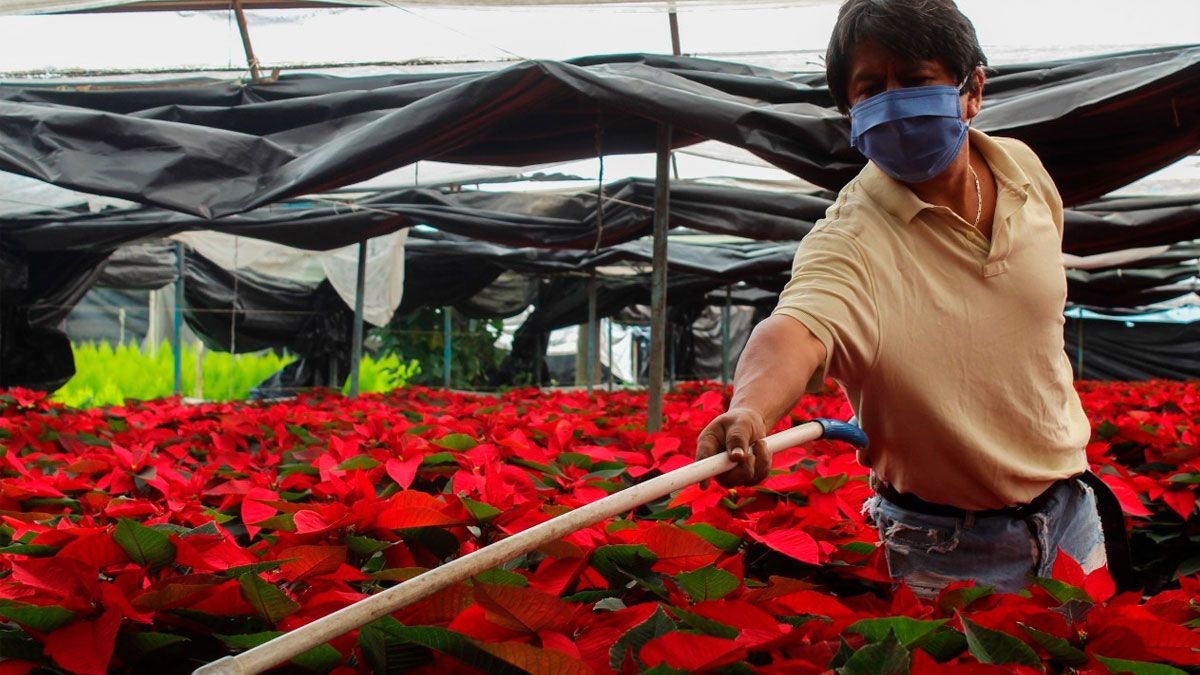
[232,0,263,82]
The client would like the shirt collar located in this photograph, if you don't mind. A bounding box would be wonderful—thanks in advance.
[856,128,1031,224]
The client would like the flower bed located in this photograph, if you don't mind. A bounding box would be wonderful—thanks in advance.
[0,382,1197,673]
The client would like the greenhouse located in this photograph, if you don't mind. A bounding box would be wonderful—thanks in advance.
[1,0,1199,672]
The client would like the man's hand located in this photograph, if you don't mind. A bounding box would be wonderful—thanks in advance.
[695,407,771,487]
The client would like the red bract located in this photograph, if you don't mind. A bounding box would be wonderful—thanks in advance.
[0,381,1196,672]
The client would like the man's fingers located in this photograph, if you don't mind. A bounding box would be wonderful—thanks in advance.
[695,429,721,461]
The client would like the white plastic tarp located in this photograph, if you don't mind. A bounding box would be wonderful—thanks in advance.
[171,229,408,326]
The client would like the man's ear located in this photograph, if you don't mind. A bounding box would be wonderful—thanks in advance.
[964,68,985,120]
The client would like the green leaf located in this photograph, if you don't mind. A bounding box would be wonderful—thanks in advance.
[285,424,319,444]
[121,631,190,656]
[114,518,177,569]
[359,616,524,674]
[0,600,75,631]
[219,560,291,578]
[420,452,456,466]
[830,636,854,669]
[278,462,321,478]
[1166,472,1200,485]
[639,506,691,522]
[0,628,45,664]
[911,628,967,662]
[461,497,502,522]
[202,508,236,525]
[0,543,58,556]
[472,568,528,587]
[937,585,993,612]
[667,606,739,639]
[840,541,876,555]
[590,544,658,587]
[345,534,392,556]
[238,574,300,623]
[1018,623,1086,667]
[959,615,1041,667]
[183,521,222,538]
[1031,577,1092,604]
[846,617,947,647]
[1177,556,1200,578]
[609,607,676,671]
[1094,656,1188,675]
[675,565,739,602]
[813,473,849,494]
[679,523,742,552]
[433,434,477,451]
[594,597,626,612]
[218,632,341,672]
[839,629,910,675]
[561,589,621,604]
[335,455,381,471]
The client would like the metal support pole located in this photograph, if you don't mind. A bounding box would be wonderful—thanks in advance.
[442,306,453,389]
[587,272,597,394]
[349,241,367,398]
[647,124,672,432]
[721,285,731,386]
[607,318,614,390]
[173,242,184,396]
[232,0,263,82]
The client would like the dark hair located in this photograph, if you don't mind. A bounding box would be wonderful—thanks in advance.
[825,0,987,114]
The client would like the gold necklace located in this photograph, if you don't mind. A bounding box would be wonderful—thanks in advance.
[968,164,982,230]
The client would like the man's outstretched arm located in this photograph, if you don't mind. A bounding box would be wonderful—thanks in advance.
[695,315,828,485]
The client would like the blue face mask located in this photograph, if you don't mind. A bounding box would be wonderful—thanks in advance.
[849,83,969,184]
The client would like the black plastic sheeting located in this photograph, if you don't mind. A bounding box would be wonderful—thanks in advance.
[0,250,111,391]
[6,180,1198,265]
[0,48,1197,219]
[0,179,827,253]
[180,251,352,391]
[5,182,1200,389]
[1065,317,1200,380]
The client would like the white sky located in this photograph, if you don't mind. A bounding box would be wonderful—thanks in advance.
[0,0,1196,72]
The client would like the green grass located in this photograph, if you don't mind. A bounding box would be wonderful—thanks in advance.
[54,342,418,408]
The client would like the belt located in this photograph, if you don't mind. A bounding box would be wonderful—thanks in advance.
[873,476,1070,520]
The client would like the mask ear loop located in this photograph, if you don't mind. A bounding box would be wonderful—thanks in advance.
[959,65,981,125]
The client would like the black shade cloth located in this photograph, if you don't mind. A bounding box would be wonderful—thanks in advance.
[0,250,112,390]
[1065,316,1200,380]
[0,47,1196,219]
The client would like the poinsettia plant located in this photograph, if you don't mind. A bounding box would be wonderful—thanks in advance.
[0,381,1197,674]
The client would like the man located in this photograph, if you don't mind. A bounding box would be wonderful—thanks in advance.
[696,0,1111,597]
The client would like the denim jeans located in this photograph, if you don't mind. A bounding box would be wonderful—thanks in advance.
[866,478,1107,598]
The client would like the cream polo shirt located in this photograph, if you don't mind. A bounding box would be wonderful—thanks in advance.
[774,128,1090,510]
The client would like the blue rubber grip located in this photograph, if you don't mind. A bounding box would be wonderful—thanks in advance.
[813,418,869,449]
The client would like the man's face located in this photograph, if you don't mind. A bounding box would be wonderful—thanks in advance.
[846,40,981,119]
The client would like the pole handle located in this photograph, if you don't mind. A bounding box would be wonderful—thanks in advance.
[194,419,864,675]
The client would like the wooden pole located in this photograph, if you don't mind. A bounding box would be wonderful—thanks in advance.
[668,8,681,56]
[647,124,671,432]
[193,421,836,675]
[232,0,262,82]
